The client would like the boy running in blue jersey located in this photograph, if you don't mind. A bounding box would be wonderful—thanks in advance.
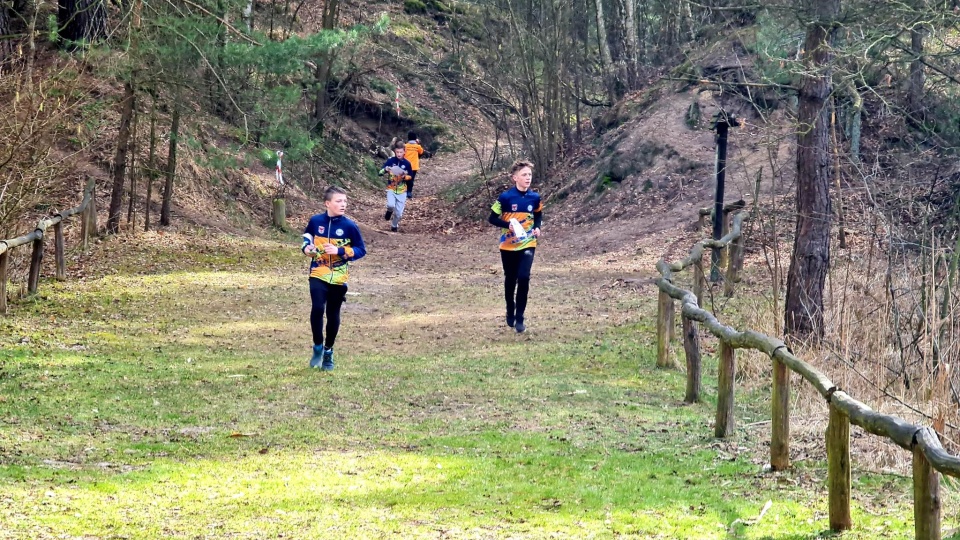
[302,186,367,370]
[379,142,412,232]
[488,160,542,333]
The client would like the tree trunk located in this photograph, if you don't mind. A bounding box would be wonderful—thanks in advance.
[241,0,253,31]
[145,98,157,231]
[845,82,862,163]
[593,0,619,102]
[126,0,143,228]
[160,103,180,227]
[908,25,925,122]
[127,103,139,226]
[0,3,12,64]
[107,81,135,234]
[24,0,37,93]
[312,0,340,123]
[784,0,838,343]
[58,0,106,48]
[210,0,229,118]
[614,0,638,89]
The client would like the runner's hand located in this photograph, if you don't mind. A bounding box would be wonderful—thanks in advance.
[531,228,541,238]
[304,244,317,255]
[322,243,339,255]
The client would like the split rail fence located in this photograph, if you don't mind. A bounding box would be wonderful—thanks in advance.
[655,209,960,540]
[0,178,97,314]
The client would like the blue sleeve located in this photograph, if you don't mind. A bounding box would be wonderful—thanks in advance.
[347,222,366,261]
[489,211,509,228]
[533,194,543,228]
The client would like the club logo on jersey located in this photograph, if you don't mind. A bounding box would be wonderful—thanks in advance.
[511,204,518,211]
[318,226,325,234]
[335,229,344,236]
[527,205,533,211]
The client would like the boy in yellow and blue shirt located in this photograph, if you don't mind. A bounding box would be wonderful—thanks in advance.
[379,142,413,232]
[488,160,542,333]
[302,186,367,370]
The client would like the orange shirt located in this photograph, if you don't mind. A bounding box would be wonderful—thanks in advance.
[404,141,424,170]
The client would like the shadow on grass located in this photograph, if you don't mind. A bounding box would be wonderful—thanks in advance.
[0,237,941,539]
[0,336,920,539]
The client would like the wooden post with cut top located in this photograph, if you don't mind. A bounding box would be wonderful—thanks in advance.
[771,356,790,470]
[715,341,735,437]
[827,403,851,531]
[913,428,941,540]
[682,316,701,403]
[54,221,66,280]
[656,290,678,368]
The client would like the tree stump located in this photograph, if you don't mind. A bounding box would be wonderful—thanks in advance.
[273,198,288,231]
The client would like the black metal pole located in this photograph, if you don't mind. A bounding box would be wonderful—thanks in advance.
[711,118,729,282]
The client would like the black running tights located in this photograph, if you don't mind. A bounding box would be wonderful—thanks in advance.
[309,278,347,348]
[500,248,535,320]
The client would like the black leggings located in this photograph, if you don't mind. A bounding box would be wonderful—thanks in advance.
[406,170,418,194]
[500,248,535,320]
[309,278,347,348]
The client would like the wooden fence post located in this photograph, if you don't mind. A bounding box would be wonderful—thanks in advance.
[81,204,90,251]
[657,290,678,368]
[54,221,66,280]
[827,403,852,531]
[86,190,98,244]
[0,250,7,314]
[720,211,732,269]
[914,429,941,540]
[715,341,735,437]
[693,262,705,307]
[666,293,676,342]
[724,233,743,297]
[27,234,43,295]
[771,356,790,470]
[682,316,701,403]
[272,198,288,231]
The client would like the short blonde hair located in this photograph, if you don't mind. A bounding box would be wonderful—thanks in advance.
[509,160,534,176]
[324,186,346,201]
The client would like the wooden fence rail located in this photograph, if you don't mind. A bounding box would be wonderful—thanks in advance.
[0,178,97,314]
[654,210,959,539]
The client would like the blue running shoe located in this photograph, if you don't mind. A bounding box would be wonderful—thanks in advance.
[515,320,526,333]
[309,345,324,368]
[321,348,335,371]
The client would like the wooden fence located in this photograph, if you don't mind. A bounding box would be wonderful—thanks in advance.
[655,210,960,539]
[0,178,97,314]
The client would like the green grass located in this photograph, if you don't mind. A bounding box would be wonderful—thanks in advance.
[0,230,956,538]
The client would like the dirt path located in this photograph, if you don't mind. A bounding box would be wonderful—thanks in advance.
[5,140,946,540]
[300,148,665,356]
